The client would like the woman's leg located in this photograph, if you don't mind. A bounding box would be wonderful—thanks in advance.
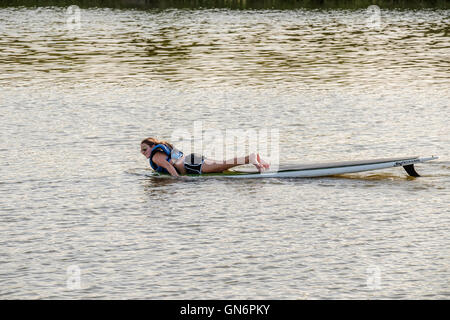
[201,153,270,173]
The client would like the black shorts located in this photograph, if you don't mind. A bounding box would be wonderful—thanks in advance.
[184,153,205,174]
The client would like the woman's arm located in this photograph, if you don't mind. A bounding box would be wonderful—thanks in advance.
[152,152,180,177]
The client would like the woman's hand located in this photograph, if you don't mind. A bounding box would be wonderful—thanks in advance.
[152,152,180,177]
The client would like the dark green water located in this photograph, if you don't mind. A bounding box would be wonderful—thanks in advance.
[1,0,449,9]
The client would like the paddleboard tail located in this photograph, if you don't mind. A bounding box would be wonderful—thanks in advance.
[392,156,438,177]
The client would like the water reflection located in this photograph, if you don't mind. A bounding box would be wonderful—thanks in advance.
[0,8,448,89]
[1,0,449,9]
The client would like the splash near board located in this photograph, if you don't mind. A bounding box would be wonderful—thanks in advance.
[152,156,438,179]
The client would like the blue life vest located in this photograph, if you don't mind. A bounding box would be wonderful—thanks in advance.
[149,144,183,174]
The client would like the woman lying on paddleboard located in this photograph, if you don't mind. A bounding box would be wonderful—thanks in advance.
[141,137,270,177]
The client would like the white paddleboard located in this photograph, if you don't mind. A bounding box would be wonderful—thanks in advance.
[152,155,438,179]
[223,156,438,179]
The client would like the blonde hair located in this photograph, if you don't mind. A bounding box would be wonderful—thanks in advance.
[140,137,174,150]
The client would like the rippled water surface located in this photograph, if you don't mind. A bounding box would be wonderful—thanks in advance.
[0,7,449,299]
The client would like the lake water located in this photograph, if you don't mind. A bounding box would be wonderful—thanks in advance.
[0,6,449,299]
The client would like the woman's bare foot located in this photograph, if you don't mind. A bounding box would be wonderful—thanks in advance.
[257,154,270,170]
[249,153,270,172]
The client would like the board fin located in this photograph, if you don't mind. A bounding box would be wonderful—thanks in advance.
[403,164,420,177]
